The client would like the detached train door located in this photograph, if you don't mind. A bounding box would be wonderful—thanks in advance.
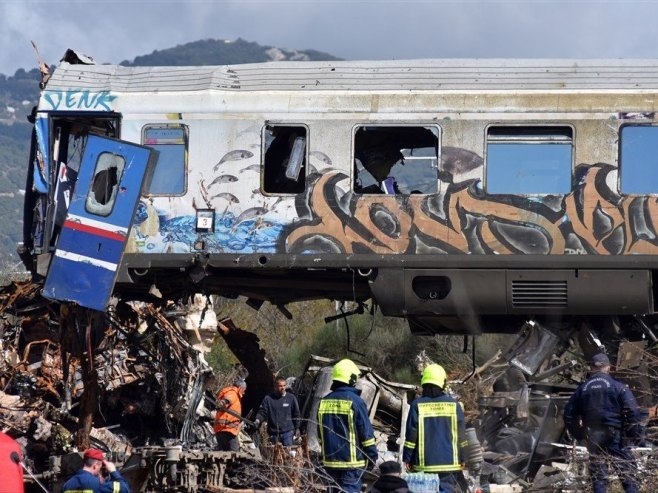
[42,134,156,311]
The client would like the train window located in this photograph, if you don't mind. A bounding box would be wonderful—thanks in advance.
[353,126,439,194]
[620,125,658,194]
[85,152,125,217]
[486,126,573,195]
[142,125,187,195]
[263,125,307,194]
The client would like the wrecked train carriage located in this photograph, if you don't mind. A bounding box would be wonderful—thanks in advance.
[0,283,277,492]
[3,280,658,491]
[19,54,658,337]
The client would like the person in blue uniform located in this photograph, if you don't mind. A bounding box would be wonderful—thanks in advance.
[254,376,301,445]
[563,353,644,493]
[403,363,467,493]
[62,448,131,493]
[318,358,378,493]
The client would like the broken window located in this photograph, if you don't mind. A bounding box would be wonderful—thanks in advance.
[486,126,573,195]
[262,124,307,194]
[620,125,658,194]
[85,152,125,216]
[142,125,187,195]
[353,126,439,194]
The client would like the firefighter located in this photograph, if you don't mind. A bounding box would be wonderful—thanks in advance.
[563,353,643,493]
[318,358,378,493]
[214,378,247,451]
[403,364,467,493]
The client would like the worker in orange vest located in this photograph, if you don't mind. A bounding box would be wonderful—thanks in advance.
[214,378,247,451]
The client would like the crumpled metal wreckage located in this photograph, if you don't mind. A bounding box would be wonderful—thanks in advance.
[1,281,656,492]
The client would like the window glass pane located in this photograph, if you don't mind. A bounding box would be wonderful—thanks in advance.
[486,127,572,195]
[85,152,125,216]
[263,125,306,194]
[143,126,187,195]
[354,126,439,194]
[620,126,658,194]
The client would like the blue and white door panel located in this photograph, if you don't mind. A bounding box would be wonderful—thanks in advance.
[42,135,156,311]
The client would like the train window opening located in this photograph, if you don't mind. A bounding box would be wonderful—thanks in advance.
[142,125,188,195]
[620,125,658,194]
[486,126,573,195]
[263,125,307,194]
[49,116,119,247]
[353,126,439,194]
[85,152,125,217]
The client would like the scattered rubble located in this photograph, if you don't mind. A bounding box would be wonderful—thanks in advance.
[1,280,658,492]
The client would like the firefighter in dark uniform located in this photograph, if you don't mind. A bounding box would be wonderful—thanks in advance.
[403,363,467,493]
[563,353,643,493]
[318,358,378,493]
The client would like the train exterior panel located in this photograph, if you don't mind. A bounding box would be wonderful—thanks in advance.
[21,58,658,333]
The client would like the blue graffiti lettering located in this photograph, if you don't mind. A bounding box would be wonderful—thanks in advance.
[93,92,116,111]
[78,90,96,109]
[43,92,62,110]
[65,90,82,108]
[42,90,116,111]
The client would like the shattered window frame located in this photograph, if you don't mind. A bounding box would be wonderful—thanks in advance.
[262,123,308,195]
[485,125,574,195]
[141,124,188,196]
[85,152,126,217]
[352,124,440,195]
[619,124,658,195]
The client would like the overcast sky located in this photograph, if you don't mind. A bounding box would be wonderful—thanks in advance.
[3,0,658,76]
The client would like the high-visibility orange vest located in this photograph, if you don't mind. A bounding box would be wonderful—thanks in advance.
[213,386,243,436]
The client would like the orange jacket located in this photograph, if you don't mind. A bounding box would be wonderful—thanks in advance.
[213,385,244,436]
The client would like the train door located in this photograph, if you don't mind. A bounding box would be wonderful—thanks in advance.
[42,135,156,311]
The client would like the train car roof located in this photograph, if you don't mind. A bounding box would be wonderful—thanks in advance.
[44,58,658,93]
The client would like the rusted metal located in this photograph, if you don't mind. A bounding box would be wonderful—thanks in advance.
[1,279,657,492]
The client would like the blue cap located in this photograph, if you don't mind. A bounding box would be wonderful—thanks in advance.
[590,353,610,367]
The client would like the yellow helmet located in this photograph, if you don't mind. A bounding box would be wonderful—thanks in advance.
[332,359,361,386]
[421,364,447,388]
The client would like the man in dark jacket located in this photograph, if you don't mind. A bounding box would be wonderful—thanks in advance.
[254,376,300,445]
[62,448,131,493]
[403,363,467,493]
[563,353,643,493]
[369,460,410,493]
[318,358,378,493]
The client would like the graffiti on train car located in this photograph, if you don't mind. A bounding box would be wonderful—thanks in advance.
[284,161,658,256]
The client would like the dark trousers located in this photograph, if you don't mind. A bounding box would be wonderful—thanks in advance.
[586,427,638,493]
[438,471,463,493]
[269,429,294,446]
[324,467,364,493]
[216,431,239,451]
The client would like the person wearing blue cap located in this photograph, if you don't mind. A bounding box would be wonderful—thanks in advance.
[563,352,644,493]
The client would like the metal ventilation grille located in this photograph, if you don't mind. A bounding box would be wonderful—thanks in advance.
[512,280,568,308]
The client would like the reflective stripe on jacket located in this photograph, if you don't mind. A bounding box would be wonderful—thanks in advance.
[214,386,243,436]
[403,395,466,472]
[318,385,378,469]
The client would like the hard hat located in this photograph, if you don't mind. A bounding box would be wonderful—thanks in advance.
[332,359,361,385]
[421,364,447,388]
